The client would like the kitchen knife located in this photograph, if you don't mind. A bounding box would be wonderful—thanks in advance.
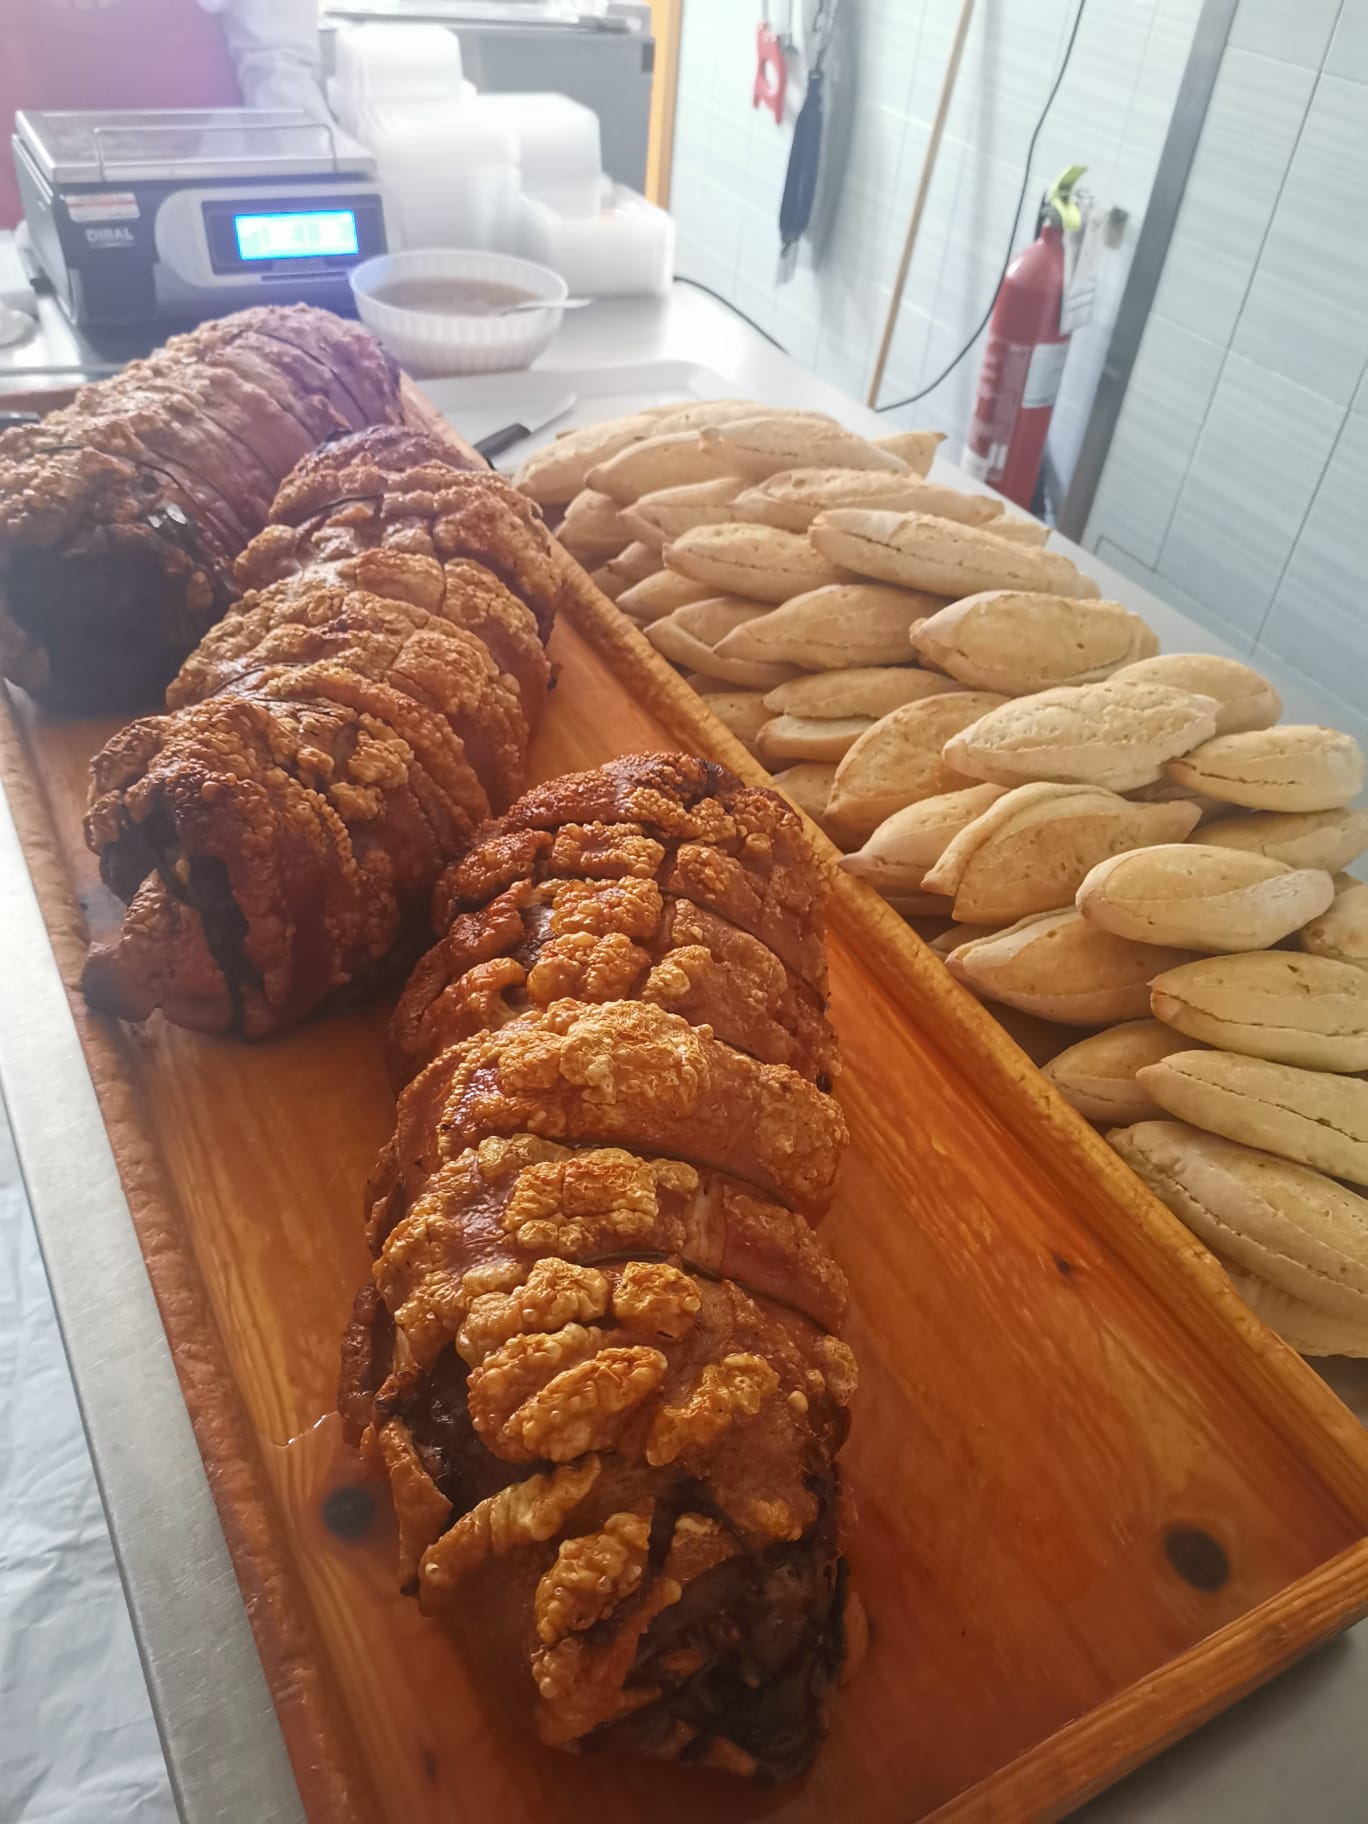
[474,393,579,462]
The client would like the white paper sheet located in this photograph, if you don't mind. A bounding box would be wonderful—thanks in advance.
[0,1101,174,1824]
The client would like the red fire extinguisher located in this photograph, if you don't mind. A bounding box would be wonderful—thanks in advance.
[962,166,1085,510]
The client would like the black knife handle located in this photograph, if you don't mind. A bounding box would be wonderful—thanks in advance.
[474,422,532,461]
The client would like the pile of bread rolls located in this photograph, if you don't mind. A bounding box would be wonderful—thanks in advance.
[516,402,1368,1361]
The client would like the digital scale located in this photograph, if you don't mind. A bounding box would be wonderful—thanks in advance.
[13,108,387,329]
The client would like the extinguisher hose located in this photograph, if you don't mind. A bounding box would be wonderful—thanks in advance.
[874,0,1089,413]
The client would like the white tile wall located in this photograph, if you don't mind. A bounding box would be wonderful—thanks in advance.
[668,0,1203,432]
[1157,354,1345,641]
[1327,0,1368,80]
[1231,75,1368,408]
[1227,0,1346,68]
[1259,410,1368,686]
[1086,0,1368,708]
[1085,314,1226,567]
[1149,49,1316,348]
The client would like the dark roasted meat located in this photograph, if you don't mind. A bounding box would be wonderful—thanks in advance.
[0,305,406,710]
[81,430,557,1038]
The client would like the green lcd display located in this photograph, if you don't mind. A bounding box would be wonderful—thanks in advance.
[233,210,360,261]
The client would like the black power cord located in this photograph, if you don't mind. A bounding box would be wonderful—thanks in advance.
[674,274,791,354]
[874,0,1090,413]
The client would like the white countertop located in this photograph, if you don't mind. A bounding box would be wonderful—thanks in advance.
[1,279,1365,1823]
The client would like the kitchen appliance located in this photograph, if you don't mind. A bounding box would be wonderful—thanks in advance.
[322,4,654,192]
[13,108,386,330]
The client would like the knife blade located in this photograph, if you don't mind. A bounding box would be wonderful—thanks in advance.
[474,393,579,462]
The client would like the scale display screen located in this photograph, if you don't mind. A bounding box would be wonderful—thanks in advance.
[232,209,360,262]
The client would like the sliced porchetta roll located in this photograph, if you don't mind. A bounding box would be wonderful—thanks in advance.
[341,755,861,1781]
[81,430,556,1037]
[344,1018,855,1779]
[0,304,405,709]
[389,754,837,1086]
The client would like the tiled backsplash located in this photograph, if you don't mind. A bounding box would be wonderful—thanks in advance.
[1084,0,1368,719]
[669,0,1203,444]
[670,0,1366,719]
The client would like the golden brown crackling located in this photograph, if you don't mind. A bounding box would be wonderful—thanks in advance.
[432,753,829,995]
[393,999,846,1218]
[368,1135,849,1348]
[388,873,838,1087]
[259,434,565,641]
[176,551,549,734]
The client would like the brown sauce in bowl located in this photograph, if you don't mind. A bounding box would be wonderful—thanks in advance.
[369,277,540,317]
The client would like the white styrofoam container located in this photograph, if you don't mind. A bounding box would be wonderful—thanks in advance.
[333,22,463,105]
[352,101,520,251]
[350,249,567,375]
[518,184,675,297]
[468,94,602,203]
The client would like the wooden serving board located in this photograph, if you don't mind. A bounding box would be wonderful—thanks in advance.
[5,426,1368,1824]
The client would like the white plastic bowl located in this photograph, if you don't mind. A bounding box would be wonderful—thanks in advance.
[349,249,567,376]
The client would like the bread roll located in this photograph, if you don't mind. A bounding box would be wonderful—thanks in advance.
[1076,844,1335,952]
[1108,653,1282,736]
[716,582,949,671]
[764,667,950,720]
[1164,726,1365,812]
[884,890,956,918]
[770,762,838,833]
[947,909,1195,1024]
[943,681,1220,793]
[809,509,1100,600]
[592,540,662,600]
[923,783,1201,924]
[1300,879,1368,973]
[558,488,633,563]
[1200,806,1368,875]
[616,569,713,624]
[1126,778,1226,820]
[622,476,748,550]
[1136,1050,1368,1184]
[1043,1020,1195,1124]
[1150,951,1368,1071]
[1217,1255,1368,1357]
[515,414,660,505]
[873,430,944,475]
[911,592,1158,695]
[928,920,1007,960]
[1108,1119,1368,1343]
[664,524,851,604]
[646,398,778,433]
[647,598,797,687]
[840,784,1007,894]
[758,715,872,763]
[989,515,1051,547]
[734,470,1002,534]
[700,689,770,751]
[587,431,734,504]
[701,418,906,481]
[827,692,1007,844]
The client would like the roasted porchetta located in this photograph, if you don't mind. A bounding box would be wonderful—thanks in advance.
[341,755,859,1782]
[82,427,565,1037]
[0,304,404,709]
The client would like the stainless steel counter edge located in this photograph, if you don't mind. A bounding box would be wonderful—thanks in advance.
[0,776,305,1824]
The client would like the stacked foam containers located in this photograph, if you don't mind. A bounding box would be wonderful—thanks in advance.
[330,23,674,295]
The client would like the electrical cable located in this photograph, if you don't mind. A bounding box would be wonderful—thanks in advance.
[874,0,1090,413]
[673,275,791,353]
